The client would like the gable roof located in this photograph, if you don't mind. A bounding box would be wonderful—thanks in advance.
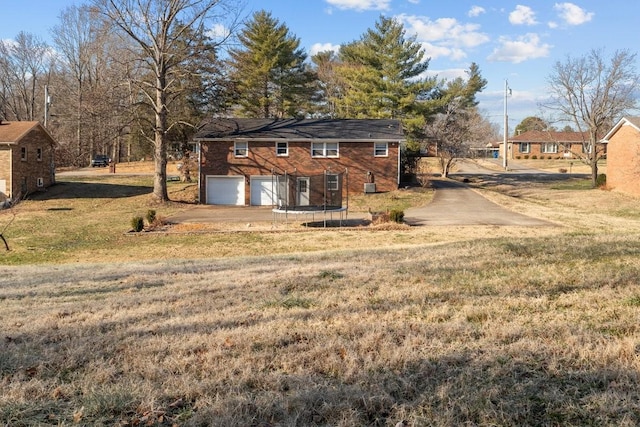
[508,130,589,143]
[0,121,55,145]
[602,117,640,142]
[194,118,405,141]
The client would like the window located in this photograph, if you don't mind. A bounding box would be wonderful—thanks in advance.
[374,142,388,157]
[311,142,339,158]
[541,143,558,154]
[582,143,592,154]
[276,142,288,156]
[519,143,530,154]
[36,177,44,188]
[234,141,248,157]
[326,174,339,191]
[36,147,43,161]
[20,147,27,161]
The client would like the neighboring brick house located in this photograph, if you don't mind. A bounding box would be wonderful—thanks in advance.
[505,130,594,159]
[602,117,640,197]
[0,121,56,201]
[193,118,404,206]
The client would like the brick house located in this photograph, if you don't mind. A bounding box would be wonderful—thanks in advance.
[0,121,56,201]
[193,118,404,206]
[602,117,640,196]
[505,130,593,159]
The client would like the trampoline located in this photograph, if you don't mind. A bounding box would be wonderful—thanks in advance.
[270,169,349,227]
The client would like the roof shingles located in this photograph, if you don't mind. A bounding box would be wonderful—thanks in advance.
[194,118,405,141]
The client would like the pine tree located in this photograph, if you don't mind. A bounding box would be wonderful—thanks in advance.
[333,16,437,124]
[228,11,316,118]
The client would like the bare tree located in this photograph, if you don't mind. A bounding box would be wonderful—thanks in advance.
[543,49,639,186]
[90,0,239,202]
[0,32,51,121]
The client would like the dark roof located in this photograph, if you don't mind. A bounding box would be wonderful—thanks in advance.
[194,118,405,141]
[509,130,589,143]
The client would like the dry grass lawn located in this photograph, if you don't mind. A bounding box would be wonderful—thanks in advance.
[1,167,640,426]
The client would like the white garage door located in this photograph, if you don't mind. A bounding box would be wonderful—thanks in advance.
[250,176,277,206]
[206,176,245,205]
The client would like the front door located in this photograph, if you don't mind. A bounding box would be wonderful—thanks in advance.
[297,177,310,206]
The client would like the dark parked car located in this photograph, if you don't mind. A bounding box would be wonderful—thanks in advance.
[91,154,110,167]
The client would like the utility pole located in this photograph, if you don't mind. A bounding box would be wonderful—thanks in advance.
[503,79,511,170]
[44,85,51,128]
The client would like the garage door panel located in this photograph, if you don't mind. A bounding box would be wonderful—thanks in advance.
[250,177,276,206]
[206,176,244,205]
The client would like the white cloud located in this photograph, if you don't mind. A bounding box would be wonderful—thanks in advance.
[424,68,468,81]
[325,0,390,11]
[207,23,230,40]
[488,33,552,63]
[420,42,467,61]
[398,14,490,61]
[554,2,594,25]
[509,5,538,26]
[468,6,486,18]
[547,21,558,29]
[310,42,341,56]
[408,0,420,4]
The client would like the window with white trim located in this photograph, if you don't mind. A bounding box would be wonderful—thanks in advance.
[276,141,288,156]
[234,141,248,157]
[311,142,339,158]
[326,173,339,191]
[36,147,43,161]
[519,143,530,154]
[541,143,558,154]
[374,142,388,157]
[21,146,27,161]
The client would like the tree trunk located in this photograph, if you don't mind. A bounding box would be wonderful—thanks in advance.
[153,74,169,202]
[591,159,599,188]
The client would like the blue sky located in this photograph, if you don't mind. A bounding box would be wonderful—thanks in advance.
[1,0,639,129]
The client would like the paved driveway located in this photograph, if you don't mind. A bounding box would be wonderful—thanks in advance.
[404,178,553,226]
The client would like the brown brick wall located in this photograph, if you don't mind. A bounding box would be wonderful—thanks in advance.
[607,125,640,197]
[9,127,55,198]
[199,140,399,204]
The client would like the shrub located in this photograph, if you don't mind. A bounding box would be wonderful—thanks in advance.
[515,155,521,160]
[531,155,538,159]
[146,209,156,224]
[524,155,529,159]
[559,168,568,173]
[131,216,144,232]
[596,173,607,187]
[389,209,404,223]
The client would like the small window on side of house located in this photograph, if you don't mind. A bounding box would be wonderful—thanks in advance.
[37,177,44,188]
[36,147,43,161]
[276,142,288,156]
[311,142,324,157]
[326,173,339,191]
[519,143,530,154]
[374,142,388,157]
[234,141,248,157]
[21,146,27,161]
[326,142,339,158]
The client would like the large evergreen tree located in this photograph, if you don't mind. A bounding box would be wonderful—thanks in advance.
[228,10,316,118]
[332,16,438,129]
